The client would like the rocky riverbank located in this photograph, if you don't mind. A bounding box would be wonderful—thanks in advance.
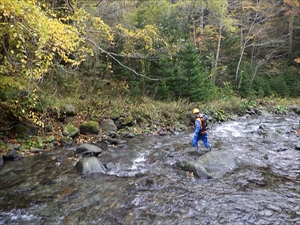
[1,109,300,224]
[1,103,300,166]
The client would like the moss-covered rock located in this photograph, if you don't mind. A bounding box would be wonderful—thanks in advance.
[122,115,134,126]
[63,104,76,116]
[80,121,100,134]
[60,136,73,146]
[62,124,79,137]
[13,123,36,139]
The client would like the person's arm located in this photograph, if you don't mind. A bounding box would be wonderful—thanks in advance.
[192,120,201,146]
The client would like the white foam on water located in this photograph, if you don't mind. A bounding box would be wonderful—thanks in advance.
[0,210,41,224]
[107,152,149,177]
[131,152,147,170]
[213,121,244,137]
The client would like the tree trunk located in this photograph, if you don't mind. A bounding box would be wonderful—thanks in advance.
[288,12,295,56]
[211,21,223,84]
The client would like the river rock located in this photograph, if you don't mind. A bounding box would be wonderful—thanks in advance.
[60,136,73,146]
[29,148,44,153]
[288,105,300,114]
[75,157,107,175]
[75,143,102,156]
[196,151,238,174]
[94,140,108,151]
[175,160,212,179]
[148,149,170,164]
[101,119,117,133]
[123,132,135,138]
[2,149,22,161]
[262,139,277,144]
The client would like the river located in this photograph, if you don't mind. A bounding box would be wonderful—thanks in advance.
[0,113,300,225]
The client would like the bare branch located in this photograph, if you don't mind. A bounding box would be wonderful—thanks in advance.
[84,37,160,81]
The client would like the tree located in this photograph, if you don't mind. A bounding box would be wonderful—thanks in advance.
[0,0,113,125]
[0,0,93,90]
[232,0,300,93]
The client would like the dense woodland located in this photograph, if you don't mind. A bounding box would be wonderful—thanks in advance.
[0,0,300,131]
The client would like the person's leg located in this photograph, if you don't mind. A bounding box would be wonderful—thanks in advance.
[195,137,200,151]
[192,135,200,151]
[201,134,211,151]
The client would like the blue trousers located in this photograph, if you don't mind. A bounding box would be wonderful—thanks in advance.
[194,133,210,148]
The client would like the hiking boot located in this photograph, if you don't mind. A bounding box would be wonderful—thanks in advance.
[206,147,211,152]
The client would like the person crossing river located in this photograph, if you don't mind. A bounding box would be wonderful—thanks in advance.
[191,108,212,152]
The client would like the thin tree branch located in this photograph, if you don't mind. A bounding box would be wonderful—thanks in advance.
[84,37,160,81]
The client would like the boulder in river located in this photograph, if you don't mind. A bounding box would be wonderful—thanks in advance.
[196,151,239,174]
[75,157,107,175]
[175,160,212,179]
[75,143,102,157]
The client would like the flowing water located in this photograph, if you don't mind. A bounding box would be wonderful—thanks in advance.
[1,113,300,225]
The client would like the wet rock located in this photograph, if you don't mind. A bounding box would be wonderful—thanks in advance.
[30,148,44,153]
[247,177,267,187]
[0,154,3,166]
[175,160,212,179]
[107,137,118,145]
[107,131,118,138]
[148,149,170,164]
[75,156,107,175]
[104,162,115,170]
[164,146,175,152]
[276,148,288,152]
[158,131,169,136]
[39,177,53,185]
[196,151,238,174]
[3,149,22,161]
[75,143,102,156]
[258,125,268,133]
[262,139,277,144]
[123,132,135,138]
[135,177,159,190]
[94,140,108,151]
[295,143,300,150]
